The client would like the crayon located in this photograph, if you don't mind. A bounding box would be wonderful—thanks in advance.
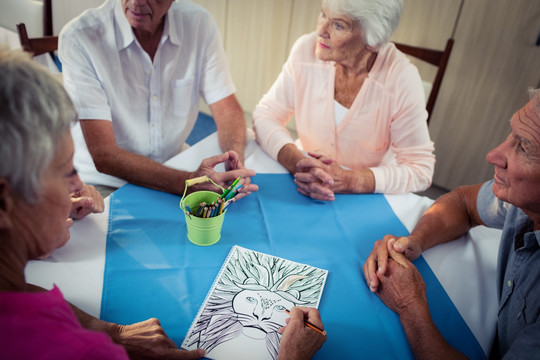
[222,198,235,212]
[196,203,205,217]
[220,177,241,199]
[225,183,243,201]
[220,186,232,200]
[219,200,225,214]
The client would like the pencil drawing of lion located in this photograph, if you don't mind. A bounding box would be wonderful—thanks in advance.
[184,247,327,360]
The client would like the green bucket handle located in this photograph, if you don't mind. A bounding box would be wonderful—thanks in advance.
[180,176,225,217]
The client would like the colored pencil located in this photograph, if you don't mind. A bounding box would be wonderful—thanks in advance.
[284,309,327,336]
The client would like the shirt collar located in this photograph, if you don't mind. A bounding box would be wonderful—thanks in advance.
[514,208,540,249]
[114,0,135,51]
[533,230,540,248]
[166,4,181,46]
[113,0,180,51]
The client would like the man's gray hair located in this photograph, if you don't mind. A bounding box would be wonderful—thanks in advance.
[529,88,540,112]
[322,0,403,49]
[0,48,77,202]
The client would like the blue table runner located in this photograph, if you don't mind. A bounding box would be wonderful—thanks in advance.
[102,174,485,359]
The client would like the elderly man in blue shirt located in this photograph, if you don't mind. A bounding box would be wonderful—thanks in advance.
[363,88,540,359]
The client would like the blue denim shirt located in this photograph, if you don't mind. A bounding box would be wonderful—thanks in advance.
[477,180,540,359]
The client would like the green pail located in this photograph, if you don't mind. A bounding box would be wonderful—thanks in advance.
[181,190,225,246]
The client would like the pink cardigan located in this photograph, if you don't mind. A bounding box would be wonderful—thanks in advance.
[253,32,435,194]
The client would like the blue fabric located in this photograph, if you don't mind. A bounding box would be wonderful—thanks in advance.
[102,174,485,359]
[186,112,217,145]
[52,53,62,72]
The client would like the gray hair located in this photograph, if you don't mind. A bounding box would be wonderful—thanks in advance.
[528,88,540,113]
[0,48,77,202]
[322,0,403,49]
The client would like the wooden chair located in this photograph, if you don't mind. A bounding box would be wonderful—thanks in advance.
[394,39,454,125]
[16,22,58,58]
[14,0,55,56]
[43,0,53,36]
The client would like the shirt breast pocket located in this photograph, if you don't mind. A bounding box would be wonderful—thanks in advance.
[172,78,195,117]
[510,290,527,328]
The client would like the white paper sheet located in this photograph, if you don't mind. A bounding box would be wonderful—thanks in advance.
[182,245,328,360]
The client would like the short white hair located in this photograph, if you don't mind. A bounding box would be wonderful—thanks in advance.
[322,0,403,49]
[529,88,540,112]
[0,48,77,202]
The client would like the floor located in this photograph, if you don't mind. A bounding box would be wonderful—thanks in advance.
[415,184,449,200]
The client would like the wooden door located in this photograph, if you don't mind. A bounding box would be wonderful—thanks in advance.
[428,0,540,189]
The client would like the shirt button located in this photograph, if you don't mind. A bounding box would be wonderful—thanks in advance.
[152,96,157,101]
[507,280,512,287]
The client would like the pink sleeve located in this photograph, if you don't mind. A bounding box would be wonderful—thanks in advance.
[252,39,302,160]
[369,62,435,194]
[369,143,435,194]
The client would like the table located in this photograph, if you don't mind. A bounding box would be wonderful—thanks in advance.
[25,131,502,358]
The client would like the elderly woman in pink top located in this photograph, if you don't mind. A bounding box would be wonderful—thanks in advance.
[0,49,207,360]
[253,0,435,200]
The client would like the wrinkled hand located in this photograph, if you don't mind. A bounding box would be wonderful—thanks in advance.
[375,239,427,316]
[190,151,258,200]
[111,318,205,360]
[293,151,343,201]
[278,307,326,360]
[70,183,105,219]
[363,234,422,292]
[224,150,245,171]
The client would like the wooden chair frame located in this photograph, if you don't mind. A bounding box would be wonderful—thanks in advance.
[43,0,53,36]
[394,39,454,125]
[16,22,58,58]
[16,0,56,57]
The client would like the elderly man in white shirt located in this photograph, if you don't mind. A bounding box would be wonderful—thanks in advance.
[59,0,254,196]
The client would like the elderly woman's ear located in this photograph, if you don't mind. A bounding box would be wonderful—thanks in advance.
[0,178,14,230]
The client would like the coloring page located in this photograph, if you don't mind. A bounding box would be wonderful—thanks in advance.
[182,246,328,360]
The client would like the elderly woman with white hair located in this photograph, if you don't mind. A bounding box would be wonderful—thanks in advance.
[0,48,127,358]
[0,48,208,359]
[253,0,435,200]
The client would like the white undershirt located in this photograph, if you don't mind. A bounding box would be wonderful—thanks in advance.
[334,100,349,125]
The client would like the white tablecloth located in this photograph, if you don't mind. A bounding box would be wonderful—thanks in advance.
[25,131,501,355]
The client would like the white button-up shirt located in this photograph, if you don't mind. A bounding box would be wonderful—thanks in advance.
[59,0,235,187]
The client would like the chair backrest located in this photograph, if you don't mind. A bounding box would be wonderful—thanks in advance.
[394,39,454,125]
[16,22,58,58]
[43,0,53,36]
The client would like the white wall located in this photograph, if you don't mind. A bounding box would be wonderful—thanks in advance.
[0,0,105,36]
[52,0,106,34]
